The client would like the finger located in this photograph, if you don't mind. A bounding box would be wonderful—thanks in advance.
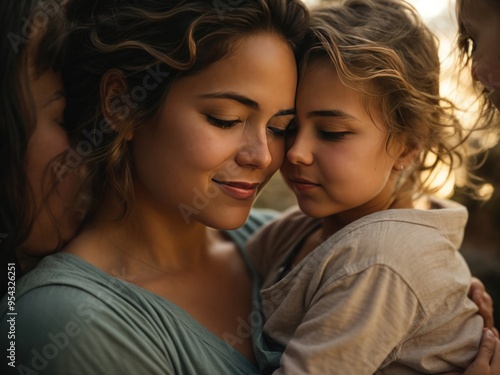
[474,291,495,330]
[478,300,495,330]
[470,277,485,294]
[476,329,496,365]
[494,327,499,339]
[492,337,500,369]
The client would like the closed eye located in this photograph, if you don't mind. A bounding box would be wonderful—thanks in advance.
[268,126,287,136]
[205,115,242,129]
[319,131,350,141]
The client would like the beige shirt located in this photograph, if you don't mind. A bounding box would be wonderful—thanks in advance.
[248,198,482,374]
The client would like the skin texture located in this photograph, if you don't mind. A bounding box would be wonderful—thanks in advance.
[19,67,81,256]
[65,33,298,363]
[461,0,500,109]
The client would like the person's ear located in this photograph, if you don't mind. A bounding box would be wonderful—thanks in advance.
[101,69,134,141]
[393,145,420,172]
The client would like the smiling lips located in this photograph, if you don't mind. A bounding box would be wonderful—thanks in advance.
[213,179,261,200]
[289,177,320,192]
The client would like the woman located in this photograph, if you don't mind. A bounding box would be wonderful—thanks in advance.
[0,0,83,294]
[1,1,307,373]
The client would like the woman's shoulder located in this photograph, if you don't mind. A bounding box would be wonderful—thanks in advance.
[11,253,110,298]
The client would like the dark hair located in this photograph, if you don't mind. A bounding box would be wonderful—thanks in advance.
[0,0,66,293]
[63,0,309,218]
[301,0,483,201]
[456,0,500,132]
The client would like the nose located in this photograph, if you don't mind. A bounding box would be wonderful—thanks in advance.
[286,129,313,165]
[236,126,273,169]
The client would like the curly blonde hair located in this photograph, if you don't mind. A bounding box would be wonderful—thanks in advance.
[62,0,309,218]
[302,0,482,201]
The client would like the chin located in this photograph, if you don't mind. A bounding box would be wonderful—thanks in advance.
[297,202,322,218]
[200,205,253,231]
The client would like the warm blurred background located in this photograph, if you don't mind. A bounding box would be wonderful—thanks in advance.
[256,0,500,326]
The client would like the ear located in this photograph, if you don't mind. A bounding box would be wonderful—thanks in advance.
[393,145,420,172]
[101,70,134,141]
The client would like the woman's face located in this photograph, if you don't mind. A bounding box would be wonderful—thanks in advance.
[461,0,500,109]
[131,33,297,229]
[20,67,82,256]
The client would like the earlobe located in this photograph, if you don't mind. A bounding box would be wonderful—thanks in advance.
[393,146,420,172]
[101,70,134,141]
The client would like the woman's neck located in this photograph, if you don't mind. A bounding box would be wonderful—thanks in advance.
[66,186,213,275]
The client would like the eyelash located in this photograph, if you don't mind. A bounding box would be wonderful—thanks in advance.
[268,127,286,136]
[206,115,291,137]
[284,124,349,142]
[319,131,350,141]
[206,115,241,129]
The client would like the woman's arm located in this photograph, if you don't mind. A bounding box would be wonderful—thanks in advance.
[446,329,500,375]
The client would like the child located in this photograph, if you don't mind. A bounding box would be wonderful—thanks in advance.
[456,0,500,114]
[248,0,490,373]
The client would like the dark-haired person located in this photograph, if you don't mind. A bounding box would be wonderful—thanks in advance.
[1,1,308,373]
[0,0,83,295]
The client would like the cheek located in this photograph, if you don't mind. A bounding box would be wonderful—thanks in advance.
[26,125,70,191]
[474,48,500,85]
[268,136,285,169]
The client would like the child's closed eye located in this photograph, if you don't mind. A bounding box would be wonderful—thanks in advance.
[319,131,351,141]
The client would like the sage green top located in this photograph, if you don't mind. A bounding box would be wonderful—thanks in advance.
[0,209,278,375]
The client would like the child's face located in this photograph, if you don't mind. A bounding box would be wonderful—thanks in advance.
[130,34,297,229]
[281,59,403,221]
[461,0,500,109]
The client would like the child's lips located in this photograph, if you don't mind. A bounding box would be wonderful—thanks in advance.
[289,177,320,192]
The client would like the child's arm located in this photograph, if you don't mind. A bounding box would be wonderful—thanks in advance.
[272,265,424,374]
[270,262,481,374]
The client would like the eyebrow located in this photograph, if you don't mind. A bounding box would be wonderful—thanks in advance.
[306,109,356,120]
[199,92,295,117]
[42,89,65,108]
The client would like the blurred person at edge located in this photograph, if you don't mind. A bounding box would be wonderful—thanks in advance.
[457,0,500,114]
[0,0,84,296]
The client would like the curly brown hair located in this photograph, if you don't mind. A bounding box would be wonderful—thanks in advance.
[62,0,309,219]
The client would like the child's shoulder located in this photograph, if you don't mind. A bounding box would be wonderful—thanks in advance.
[325,198,471,304]
[341,197,467,253]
